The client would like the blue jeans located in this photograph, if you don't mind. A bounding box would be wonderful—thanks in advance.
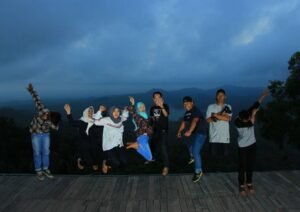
[191,134,206,173]
[137,134,153,161]
[31,133,50,172]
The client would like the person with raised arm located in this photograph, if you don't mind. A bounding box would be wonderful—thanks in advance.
[93,105,129,172]
[235,89,269,196]
[64,104,106,172]
[126,96,153,162]
[27,83,61,181]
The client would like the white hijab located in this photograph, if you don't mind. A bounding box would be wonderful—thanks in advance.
[80,106,94,135]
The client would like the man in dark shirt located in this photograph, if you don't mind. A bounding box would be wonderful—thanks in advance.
[150,91,170,176]
[177,96,207,183]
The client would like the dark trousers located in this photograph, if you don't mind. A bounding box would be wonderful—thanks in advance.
[238,143,256,185]
[77,138,101,166]
[106,146,127,168]
[151,131,169,167]
[209,143,229,157]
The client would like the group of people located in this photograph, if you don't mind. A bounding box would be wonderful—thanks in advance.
[26,83,269,196]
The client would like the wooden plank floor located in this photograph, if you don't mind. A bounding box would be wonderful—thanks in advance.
[0,171,300,212]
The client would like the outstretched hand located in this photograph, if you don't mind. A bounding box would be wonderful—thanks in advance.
[27,83,34,92]
[99,105,106,112]
[64,104,71,114]
[129,96,135,105]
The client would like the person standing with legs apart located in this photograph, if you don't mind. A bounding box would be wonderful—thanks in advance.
[150,91,170,176]
[177,96,208,183]
[235,89,269,196]
[27,83,61,181]
[206,89,232,159]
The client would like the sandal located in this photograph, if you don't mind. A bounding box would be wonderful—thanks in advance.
[239,185,247,196]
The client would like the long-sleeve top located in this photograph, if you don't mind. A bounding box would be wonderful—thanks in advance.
[28,88,58,134]
[128,106,153,137]
[93,110,129,151]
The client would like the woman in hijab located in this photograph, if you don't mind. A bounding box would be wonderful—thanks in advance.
[93,106,129,172]
[64,104,104,171]
[126,96,153,161]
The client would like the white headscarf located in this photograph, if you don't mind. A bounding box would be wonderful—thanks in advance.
[80,106,94,135]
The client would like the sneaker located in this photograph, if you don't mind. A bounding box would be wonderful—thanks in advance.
[42,169,54,179]
[188,157,195,165]
[239,185,247,196]
[36,171,45,181]
[192,172,203,183]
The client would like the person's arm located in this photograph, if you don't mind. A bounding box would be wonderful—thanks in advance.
[157,99,169,117]
[249,89,269,124]
[121,107,129,122]
[177,120,186,138]
[206,105,215,123]
[64,104,82,127]
[213,113,231,122]
[184,117,200,137]
[93,106,107,126]
[26,83,46,112]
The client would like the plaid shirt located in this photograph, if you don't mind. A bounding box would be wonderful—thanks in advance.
[28,88,58,134]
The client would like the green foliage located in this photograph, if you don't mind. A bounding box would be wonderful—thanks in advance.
[260,51,300,148]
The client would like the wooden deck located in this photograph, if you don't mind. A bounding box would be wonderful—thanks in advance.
[0,171,300,212]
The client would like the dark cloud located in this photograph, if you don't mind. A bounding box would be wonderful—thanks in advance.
[0,0,299,100]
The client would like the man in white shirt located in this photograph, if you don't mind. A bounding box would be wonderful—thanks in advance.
[206,89,232,157]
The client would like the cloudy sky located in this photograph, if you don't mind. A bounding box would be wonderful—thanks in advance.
[0,0,299,100]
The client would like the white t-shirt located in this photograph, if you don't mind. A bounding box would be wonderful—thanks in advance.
[206,103,232,144]
[94,111,129,151]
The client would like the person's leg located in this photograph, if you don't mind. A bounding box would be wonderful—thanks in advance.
[192,134,206,182]
[160,132,170,168]
[136,135,153,161]
[41,133,50,170]
[76,139,85,170]
[107,148,121,168]
[90,138,100,171]
[41,133,54,178]
[238,147,247,195]
[116,147,128,167]
[31,134,42,172]
[246,143,256,193]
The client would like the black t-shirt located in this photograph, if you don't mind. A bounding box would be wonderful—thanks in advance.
[150,103,170,133]
[183,106,207,135]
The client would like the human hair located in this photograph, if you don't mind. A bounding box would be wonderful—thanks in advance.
[152,91,163,98]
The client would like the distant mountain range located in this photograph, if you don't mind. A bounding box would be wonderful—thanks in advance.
[0,85,267,125]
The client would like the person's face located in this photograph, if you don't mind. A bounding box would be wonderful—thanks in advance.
[42,113,49,120]
[216,92,226,104]
[183,102,193,111]
[139,103,146,112]
[88,107,94,118]
[112,108,120,119]
[153,94,162,105]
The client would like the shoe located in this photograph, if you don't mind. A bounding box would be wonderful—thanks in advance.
[42,169,54,179]
[247,184,255,194]
[239,185,247,196]
[36,171,45,181]
[188,157,195,165]
[192,171,203,183]
[162,167,169,176]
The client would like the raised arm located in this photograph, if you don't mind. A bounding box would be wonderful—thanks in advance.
[27,83,46,112]
[64,104,82,128]
[249,89,269,123]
